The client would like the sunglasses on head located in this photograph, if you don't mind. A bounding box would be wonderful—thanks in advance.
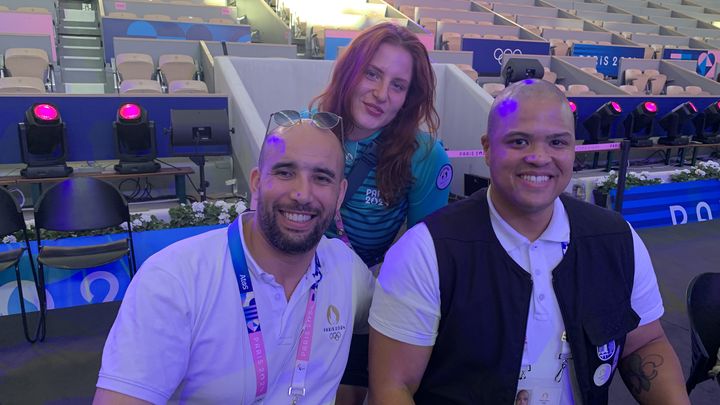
[265,110,351,161]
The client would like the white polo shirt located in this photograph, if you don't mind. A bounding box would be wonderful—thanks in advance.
[369,192,663,404]
[98,213,375,404]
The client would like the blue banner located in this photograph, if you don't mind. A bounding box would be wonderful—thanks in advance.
[570,43,645,78]
[461,38,550,76]
[0,224,225,316]
[610,180,720,229]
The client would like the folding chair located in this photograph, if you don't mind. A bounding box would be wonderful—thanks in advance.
[686,272,720,394]
[33,177,137,337]
[0,187,44,343]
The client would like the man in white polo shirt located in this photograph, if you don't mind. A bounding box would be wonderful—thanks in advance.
[367,79,689,405]
[93,115,374,404]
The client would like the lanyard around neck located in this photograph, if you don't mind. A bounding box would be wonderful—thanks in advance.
[227,218,322,402]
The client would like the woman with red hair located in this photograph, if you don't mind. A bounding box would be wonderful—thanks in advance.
[312,22,451,268]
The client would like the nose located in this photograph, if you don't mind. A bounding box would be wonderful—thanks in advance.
[524,144,552,165]
[289,175,313,204]
[372,80,389,102]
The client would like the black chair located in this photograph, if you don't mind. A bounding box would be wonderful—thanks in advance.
[34,177,137,338]
[686,272,720,394]
[0,187,44,343]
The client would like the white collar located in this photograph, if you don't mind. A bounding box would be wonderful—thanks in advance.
[486,187,570,253]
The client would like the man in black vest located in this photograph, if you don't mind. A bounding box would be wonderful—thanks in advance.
[367,79,689,405]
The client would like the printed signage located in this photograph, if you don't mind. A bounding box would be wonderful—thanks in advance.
[571,43,644,79]
[610,179,720,229]
[461,38,550,76]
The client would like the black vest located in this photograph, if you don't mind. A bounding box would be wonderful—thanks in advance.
[416,189,640,405]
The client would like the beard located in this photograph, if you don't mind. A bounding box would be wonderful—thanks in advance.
[257,200,334,255]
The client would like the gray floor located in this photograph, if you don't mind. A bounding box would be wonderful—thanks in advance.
[1,221,719,404]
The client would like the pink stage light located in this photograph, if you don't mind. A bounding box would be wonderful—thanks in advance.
[688,101,697,113]
[569,101,577,113]
[610,101,622,113]
[33,104,59,121]
[643,101,657,113]
[119,103,142,121]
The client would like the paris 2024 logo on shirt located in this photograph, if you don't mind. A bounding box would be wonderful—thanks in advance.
[323,304,346,342]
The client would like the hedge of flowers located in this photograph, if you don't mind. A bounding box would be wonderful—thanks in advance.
[2,199,248,244]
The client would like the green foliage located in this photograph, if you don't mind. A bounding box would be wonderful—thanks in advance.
[3,199,248,244]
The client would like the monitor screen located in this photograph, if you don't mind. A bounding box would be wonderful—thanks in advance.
[170,109,232,156]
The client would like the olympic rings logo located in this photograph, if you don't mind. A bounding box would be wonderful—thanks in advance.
[329,331,342,341]
[493,48,523,65]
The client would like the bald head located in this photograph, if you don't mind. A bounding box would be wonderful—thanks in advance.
[487,79,574,140]
[259,121,345,172]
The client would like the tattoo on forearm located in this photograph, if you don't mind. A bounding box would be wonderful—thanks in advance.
[620,353,665,396]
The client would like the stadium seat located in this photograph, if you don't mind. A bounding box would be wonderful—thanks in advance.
[481,34,501,39]
[482,83,505,97]
[549,39,569,56]
[0,76,46,94]
[209,18,234,25]
[542,68,557,84]
[666,85,685,95]
[644,70,667,95]
[177,16,205,23]
[685,86,703,96]
[4,48,50,80]
[580,67,604,80]
[620,85,640,94]
[566,84,591,95]
[108,12,138,18]
[116,53,155,81]
[555,84,566,92]
[159,54,196,84]
[456,64,478,81]
[624,69,649,94]
[442,32,461,51]
[419,17,437,34]
[463,33,483,40]
[0,5,9,11]
[144,14,172,21]
[524,25,542,36]
[16,7,49,14]
[119,79,162,94]
[501,35,518,40]
[169,80,209,94]
[399,5,415,18]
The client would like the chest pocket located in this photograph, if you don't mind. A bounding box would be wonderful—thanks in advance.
[583,304,640,347]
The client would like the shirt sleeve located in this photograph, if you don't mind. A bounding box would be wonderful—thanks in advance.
[96,261,192,404]
[628,224,664,326]
[406,136,451,228]
[369,223,441,346]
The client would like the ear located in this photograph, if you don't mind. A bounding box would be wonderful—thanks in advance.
[481,134,491,165]
[249,167,261,211]
[336,178,348,212]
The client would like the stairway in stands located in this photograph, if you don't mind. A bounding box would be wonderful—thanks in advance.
[56,0,108,93]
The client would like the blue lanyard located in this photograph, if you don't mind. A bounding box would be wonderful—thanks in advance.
[227,218,322,400]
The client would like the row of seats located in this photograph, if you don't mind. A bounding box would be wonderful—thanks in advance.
[106,12,235,25]
[114,53,208,94]
[441,32,518,51]
[0,48,54,94]
[0,6,50,14]
[549,38,612,56]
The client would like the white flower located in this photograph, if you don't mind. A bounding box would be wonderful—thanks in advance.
[2,235,17,244]
[695,169,707,177]
[191,202,205,213]
[120,222,129,231]
[194,212,205,219]
[132,219,143,228]
[595,177,608,187]
[608,170,616,175]
[218,212,231,224]
[140,214,152,223]
[682,169,691,174]
[235,201,247,214]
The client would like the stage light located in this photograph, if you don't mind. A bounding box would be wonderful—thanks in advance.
[692,101,720,144]
[113,103,160,174]
[623,101,657,147]
[569,101,578,124]
[18,102,72,178]
[658,101,696,146]
[583,101,623,144]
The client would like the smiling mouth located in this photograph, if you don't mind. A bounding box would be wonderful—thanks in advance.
[519,175,551,184]
[363,102,384,115]
[280,210,316,224]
